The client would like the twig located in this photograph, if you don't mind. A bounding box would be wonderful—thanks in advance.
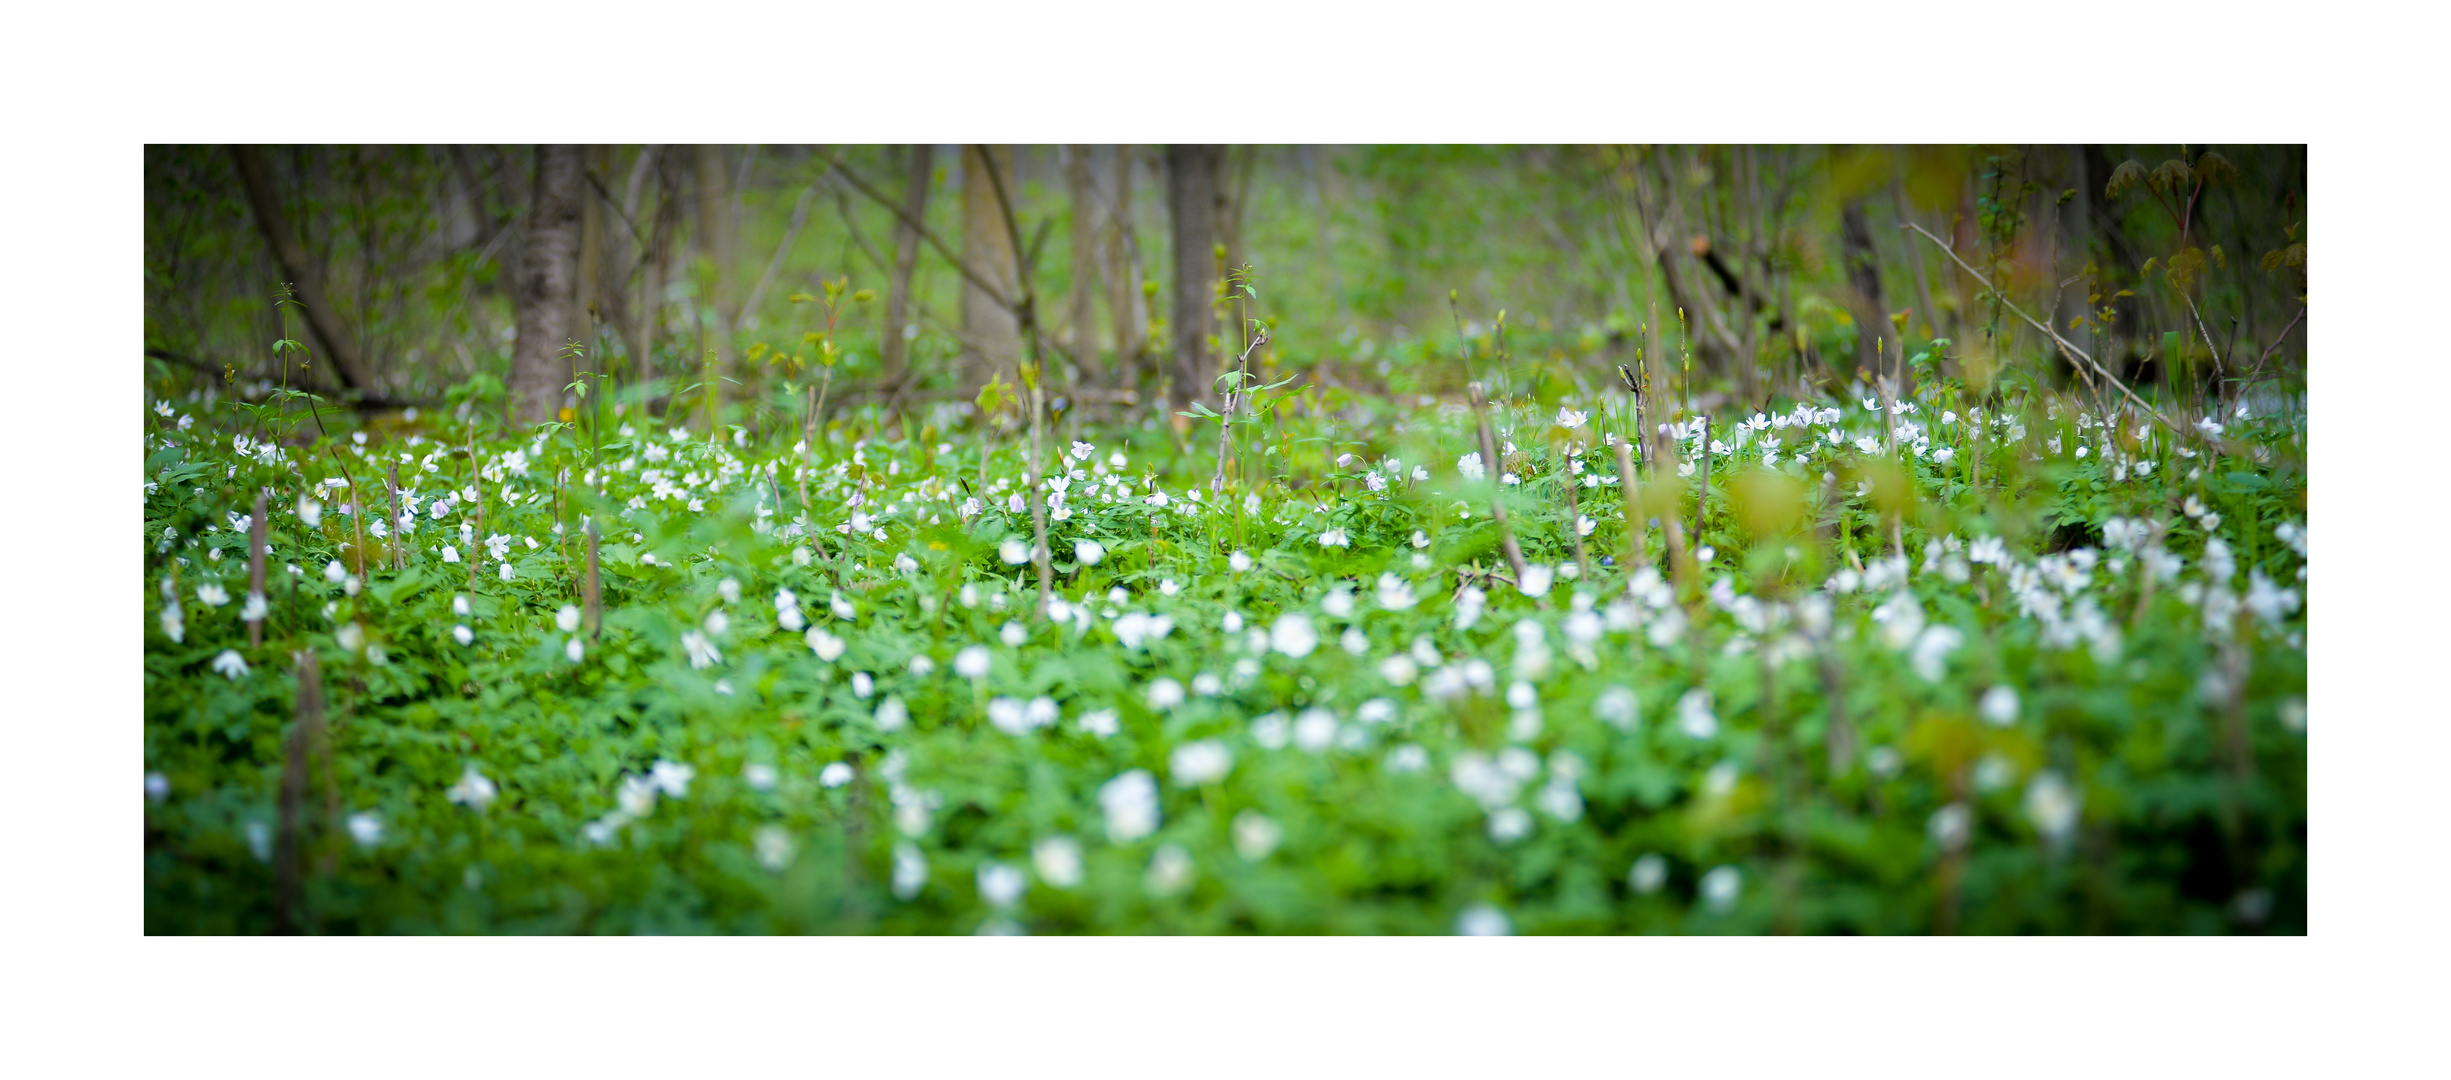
[1899,222,2194,442]
[1208,328,1270,493]
[1467,382,1533,589]
[248,490,267,649]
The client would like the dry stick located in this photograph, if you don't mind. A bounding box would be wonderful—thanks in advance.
[584,519,602,640]
[1901,222,2195,444]
[346,473,366,580]
[463,433,482,594]
[1466,382,1532,587]
[385,464,403,572]
[248,490,268,649]
[1614,439,1648,571]
[1561,446,1592,581]
[275,649,327,935]
[1210,328,1271,493]
[2247,305,2305,388]
[1691,421,1712,554]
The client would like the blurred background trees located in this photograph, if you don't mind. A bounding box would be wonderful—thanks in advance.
[143,144,2307,432]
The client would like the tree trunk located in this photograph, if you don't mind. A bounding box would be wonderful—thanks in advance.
[882,144,935,390]
[227,145,380,396]
[694,145,739,434]
[1064,145,1101,381]
[1107,145,1145,392]
[509,145,584,425]
[1839,198,1891,389]
[959,144,1023,391]
[1166,144,1221,407]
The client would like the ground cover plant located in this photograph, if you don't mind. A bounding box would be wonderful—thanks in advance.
[143,145,2306,934]
[141,352,2307,934]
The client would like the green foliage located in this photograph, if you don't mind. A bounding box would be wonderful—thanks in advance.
[142,360,2308,935]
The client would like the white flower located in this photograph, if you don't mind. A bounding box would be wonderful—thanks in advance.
[452,624,474,646]
[1270,613,1319,658]
[1144,843,1195,897]
[2025,772,2082,844]
[650,760,695,797]
[754,825,796,871]
[336,623,365,653]
[1291,708,1338,752]
[1099,770,1161,843]
[145,771,170,801]
[1628,854,1668,894]
[1147,677,1186,710]
[346,812,384,847]
[1979,686,2020,727]
[1078,708,1120,738]
[1360,655,1413,690]
[557,605,582,633]
[1517,564,1554,598]
[1929,803,1973,851]
[440,546,460,564]
[1021,837,1084,893]
[1908,625,1964,682]
[196,582,230,608]
[211,649,250,680]
[1318,527,1350,548]
[682,630,721,669]
[1075,539,1105,565]
[324,559,347,584]
[807,627,846,661]
[954,645,992,679]
[1000,621,1028,647]
[1228,550,1253,573]
[976,861,1028,907]
[1232,811,1284,861]
[1171,739,1232,784]
[744,762,780,791]
[297,496,323,527]
[1456,904,1511,936]
[1699,865,1742,911]
[241,593,268,621]
[452,594,471,616]
[499,562,516,581]
[892,842,928,899]
[1556,406,1589,429]
[817,761,854,788]
[1145,491,1170,508]
[999,538,1031,565]
[1457,452,1486,481]
[1677,688,1717,738]
[565,637,585,663]
[446,766,498,811]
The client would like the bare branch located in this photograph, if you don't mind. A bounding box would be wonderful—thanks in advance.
[1897,221,2193,441]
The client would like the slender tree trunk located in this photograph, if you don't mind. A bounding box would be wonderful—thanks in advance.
[1166,144,1221,407]
[882,144,935,390]
[694,146,739,434]
[960,145,1024,391]
[1107,145,1145,392]
[509,145,584,425]
[227,145,380,396]
[1064,145,1101,381]
[1840,198,1891,389]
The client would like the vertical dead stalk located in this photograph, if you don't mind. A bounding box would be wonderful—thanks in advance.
[1466,382,1531,586]
[386,464,403,572]
[1561,444,1591,581]
[584,519,602,640]
[275,649,328,935]
[247,490,267,649]
[1614,438,1648,571]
